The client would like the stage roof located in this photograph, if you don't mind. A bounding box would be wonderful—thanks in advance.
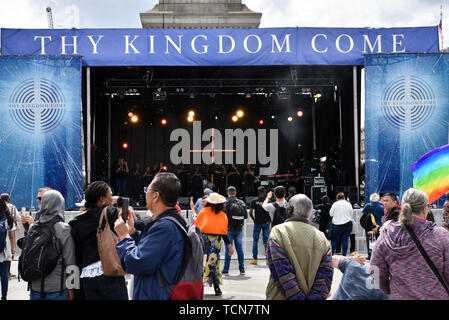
[0,26,439,67]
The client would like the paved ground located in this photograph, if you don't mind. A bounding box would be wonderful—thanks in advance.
[6,257,345,300]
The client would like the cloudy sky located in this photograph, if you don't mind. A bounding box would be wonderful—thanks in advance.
[0,0,447,45]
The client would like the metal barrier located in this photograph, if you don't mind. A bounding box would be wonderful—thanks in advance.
[14,208,445,258]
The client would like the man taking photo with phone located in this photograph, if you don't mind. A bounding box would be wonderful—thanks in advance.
[114,172,188,300]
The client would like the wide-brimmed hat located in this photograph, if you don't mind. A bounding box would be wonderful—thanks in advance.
[206,192,226,204]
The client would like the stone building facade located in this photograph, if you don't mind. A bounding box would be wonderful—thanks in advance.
[140,0,262,29]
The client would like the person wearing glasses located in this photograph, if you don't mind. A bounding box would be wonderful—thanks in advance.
[20,187,53,234]
[442,200,449,232]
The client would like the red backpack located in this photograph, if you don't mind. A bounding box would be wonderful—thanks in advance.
[155,216,204,300]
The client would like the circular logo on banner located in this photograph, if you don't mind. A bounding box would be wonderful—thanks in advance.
[8,78,66,134]
[381,75,436,130]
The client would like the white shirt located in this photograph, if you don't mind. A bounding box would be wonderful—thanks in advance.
[329,200,353,225]
[80,260,104,278]
[263,200,287,223]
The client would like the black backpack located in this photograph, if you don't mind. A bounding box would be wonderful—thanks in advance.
[18,215,65,295]
[359,204,375,231]
[226,198,247,229]
[272,203,286,227]
[0,218,8,252]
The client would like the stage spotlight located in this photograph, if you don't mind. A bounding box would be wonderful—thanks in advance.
[131,115,139,123]
[214,115,219,120]
[288,116,293,122]
[232,115,238,122]
[314,92,322,99]
[128,112,134,118]
[297,110,304,118]
[259,119,264,125]
[236,110,244,118]
[188,110,195,117]
[122,142,128,149]
[271,115,275,119]
[187,116,194,122]
[161,118,167,125]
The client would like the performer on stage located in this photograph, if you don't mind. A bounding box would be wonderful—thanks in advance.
[177,162,189,197]
[209,163,227,195]
[191,164,204,199]
[242,163,256,196]
[226,164,242,194]
[115,158,129,196]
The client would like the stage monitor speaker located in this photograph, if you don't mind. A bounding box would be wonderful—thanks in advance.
[245,196,258,206]
[178,197,190,209]
[311,186,327,205]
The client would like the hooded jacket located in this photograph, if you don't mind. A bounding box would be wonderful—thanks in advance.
[29,190,76,294]
[370,219,449,300]
[116,208,187,300]
[69,205,120,269]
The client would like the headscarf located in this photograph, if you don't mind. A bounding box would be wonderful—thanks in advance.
[38,190,65,223]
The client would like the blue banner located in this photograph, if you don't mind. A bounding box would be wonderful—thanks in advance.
[0,56,83,209]
[364,53,449,204]
[1,27,439,66]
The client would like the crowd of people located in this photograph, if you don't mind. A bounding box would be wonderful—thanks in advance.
[1,172,449,301]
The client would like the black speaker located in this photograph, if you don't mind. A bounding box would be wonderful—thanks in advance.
[311,186,327,205]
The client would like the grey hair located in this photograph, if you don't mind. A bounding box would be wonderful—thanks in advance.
[370,193,380,202]
[400,188,428,229]
[287,194,313,223]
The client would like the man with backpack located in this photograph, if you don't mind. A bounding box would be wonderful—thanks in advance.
[262,186,287,228]
[114,172,204,300]
[222,186,248,276]
[19,190,76,300]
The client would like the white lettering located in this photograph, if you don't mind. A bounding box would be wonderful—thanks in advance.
[34,36,52,55]
[218,35,235,54]
[311,34,328,53]
[149,35,155,54]
[191,35,209,54]
[61,36,78,54]
[165,35,183,54]
[363,34,382,53]
[124,35,140,54]
[86,35,104,54]
[243,34,262,54]
[392,34,406,53]
[270,34,292,53]
[336,34,354,53]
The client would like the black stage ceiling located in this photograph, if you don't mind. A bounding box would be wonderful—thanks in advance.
[84,65,361,196]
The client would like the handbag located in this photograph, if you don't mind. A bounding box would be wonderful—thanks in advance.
[405,225,449,296]
[96,207,126,277]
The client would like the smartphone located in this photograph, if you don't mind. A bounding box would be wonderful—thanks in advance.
[122,197,129,222]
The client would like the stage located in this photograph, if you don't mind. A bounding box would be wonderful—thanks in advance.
[88,64,361,202]
[0,26,441,209]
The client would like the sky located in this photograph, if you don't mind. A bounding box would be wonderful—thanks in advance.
[0,0,447,46]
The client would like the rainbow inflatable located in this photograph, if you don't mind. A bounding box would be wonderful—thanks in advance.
[411,144,449,204]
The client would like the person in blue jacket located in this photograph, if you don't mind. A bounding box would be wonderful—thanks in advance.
[362,193,384,227]
[329,254,389,300]
[114,172,187,300]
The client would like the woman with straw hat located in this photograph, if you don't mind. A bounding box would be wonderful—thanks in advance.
[194,192,234,296]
